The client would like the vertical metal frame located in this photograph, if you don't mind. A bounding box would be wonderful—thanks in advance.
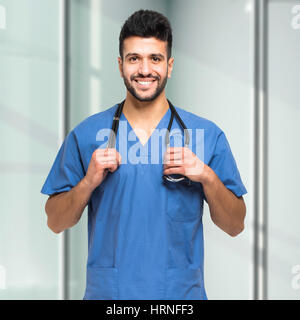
[253,0,268,300]
[58,0,70,300]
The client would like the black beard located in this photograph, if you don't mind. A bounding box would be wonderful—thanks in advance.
[123,73,168,102]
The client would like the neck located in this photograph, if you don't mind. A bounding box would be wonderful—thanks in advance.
[123,92,169,123]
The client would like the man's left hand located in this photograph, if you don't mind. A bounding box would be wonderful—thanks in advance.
[163,147,213,184]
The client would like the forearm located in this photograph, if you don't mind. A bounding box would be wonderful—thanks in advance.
[202,166,246,237]
[45,178,94,233]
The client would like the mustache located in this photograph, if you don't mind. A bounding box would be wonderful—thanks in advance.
[131,75,160,81]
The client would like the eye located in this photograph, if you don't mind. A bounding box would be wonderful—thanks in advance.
[152,56,161,62]
[129,56,138,62]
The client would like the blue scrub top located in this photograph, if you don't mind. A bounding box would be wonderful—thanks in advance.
[41,103,247,300]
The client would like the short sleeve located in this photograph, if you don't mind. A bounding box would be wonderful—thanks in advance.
[41,130,85,196]
[207,131,247,199]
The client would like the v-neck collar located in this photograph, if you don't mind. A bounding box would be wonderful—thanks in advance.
[120,107,171,147]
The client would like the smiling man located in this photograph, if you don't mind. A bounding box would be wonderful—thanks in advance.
[118,32,174,145]
[41,10,247,300]
[121,38,169,101]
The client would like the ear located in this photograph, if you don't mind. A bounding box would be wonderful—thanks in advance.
[167,57,174,78]
[118,57,124,78]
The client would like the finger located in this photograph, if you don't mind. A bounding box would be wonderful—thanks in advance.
[106,149,122,164]
[96,148,121,166]
[165,147,181,155]
[165,148,187,162]
[104,153,121,167]
[117,152,122,165]
[165,147,186,154]
[107,153,121,166]
[98,148,118,156]
[102,169,109,179]
[96,155,118,163]
[101,162,118,172]
[164,162,183,170]
[107,163,118,173]
[163,158,183,167]
[163,166,185,176]
[163,153,183,163]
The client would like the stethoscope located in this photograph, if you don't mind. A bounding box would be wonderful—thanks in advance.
[107,100,190,183]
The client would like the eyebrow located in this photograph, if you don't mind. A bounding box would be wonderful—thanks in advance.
[150,53,165,60]
[125,53,165,59]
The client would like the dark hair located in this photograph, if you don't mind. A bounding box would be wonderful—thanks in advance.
[119,10,173,59]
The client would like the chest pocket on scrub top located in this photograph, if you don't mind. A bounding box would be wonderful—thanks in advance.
[165,179,202,222]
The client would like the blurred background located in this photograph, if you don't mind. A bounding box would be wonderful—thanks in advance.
[0,0,299,300]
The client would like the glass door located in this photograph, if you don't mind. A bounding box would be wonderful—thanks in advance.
[0,0,60,299]
[267,0,300,299]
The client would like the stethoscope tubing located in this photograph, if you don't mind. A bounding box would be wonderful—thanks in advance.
[106,100,190,183]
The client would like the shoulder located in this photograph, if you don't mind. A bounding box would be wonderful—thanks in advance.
[71,104,118,136]
[172,104,227,164]
[173,104,223,137]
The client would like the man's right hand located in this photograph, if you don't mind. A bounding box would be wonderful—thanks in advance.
[45,148,121,233]
[83,148,122,190]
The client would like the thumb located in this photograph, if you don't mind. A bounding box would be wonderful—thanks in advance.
[103,169,109,178]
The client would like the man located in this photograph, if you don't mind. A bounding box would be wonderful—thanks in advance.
[41,10,247,300]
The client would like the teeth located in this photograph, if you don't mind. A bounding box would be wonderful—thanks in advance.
[138,81,153,85]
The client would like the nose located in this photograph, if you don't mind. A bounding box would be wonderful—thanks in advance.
[138,58,151,76]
